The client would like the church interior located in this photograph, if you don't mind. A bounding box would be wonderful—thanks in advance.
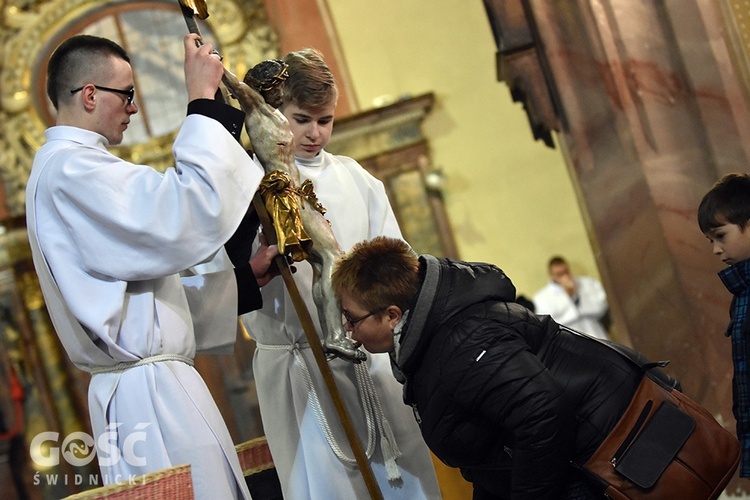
[1,0,749,497]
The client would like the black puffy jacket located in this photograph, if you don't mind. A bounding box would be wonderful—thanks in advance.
[393,256,643,499]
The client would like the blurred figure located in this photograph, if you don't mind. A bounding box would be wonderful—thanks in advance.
[533,256,610,340]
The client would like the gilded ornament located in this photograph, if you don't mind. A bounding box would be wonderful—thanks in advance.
[0,0,278,217]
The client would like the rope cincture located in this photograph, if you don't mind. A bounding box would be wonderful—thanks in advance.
[255,341,402,480]
[90,354,194,375]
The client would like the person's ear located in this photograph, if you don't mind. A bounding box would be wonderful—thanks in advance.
[386,305,402,328]
[80,84,97,111]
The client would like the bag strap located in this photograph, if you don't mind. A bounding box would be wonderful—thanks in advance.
[558,325,681,392]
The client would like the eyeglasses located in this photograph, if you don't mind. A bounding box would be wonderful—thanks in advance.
[70,85,135,106]
[343,308,385,328]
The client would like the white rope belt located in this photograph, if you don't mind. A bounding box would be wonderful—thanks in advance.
[253,338,403,479]
[254,341,310,351]
[90,354,194,375]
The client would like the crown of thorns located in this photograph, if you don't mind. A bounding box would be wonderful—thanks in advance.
[244,59,289,93]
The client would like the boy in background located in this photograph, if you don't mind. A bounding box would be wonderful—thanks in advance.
[698,172,750,478]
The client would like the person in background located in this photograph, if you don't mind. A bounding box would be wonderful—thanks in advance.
[698,172,750,479]
[27,34,279,499]
[240,48,440,498]
[533,256,610,340]
[331,236,655,500]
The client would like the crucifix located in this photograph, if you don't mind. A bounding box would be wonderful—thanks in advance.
[176,1,383,498]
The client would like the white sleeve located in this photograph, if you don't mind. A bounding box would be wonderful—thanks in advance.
[576,277,608,319]
[182,268,239,354]
[47,115,263,281]
[367,175,403,240]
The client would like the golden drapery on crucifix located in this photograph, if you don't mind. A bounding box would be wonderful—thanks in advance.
[258,171,328,262]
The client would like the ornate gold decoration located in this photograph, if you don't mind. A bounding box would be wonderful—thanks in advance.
[298,178,326,216]
[0,0,280,218]
[258,170,330,262]
[180,0,209,19]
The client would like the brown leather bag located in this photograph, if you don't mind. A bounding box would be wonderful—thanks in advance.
[581,372,740,499]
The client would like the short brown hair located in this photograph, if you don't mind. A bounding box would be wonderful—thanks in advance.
[332,237,420,312]
[698,173,750,233]
[280,48,338,111]
[47,34,130,110]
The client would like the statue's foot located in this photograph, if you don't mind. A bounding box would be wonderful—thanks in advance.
[324,338,367,363]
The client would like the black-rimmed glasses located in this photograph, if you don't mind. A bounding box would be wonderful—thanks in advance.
[70,85,135,105]
[343,308,385,328]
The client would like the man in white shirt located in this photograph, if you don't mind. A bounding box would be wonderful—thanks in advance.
[533,256,610,340]
[26,33,278,498]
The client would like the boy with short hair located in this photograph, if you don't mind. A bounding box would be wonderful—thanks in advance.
[698,172,750,477]
[241,49,440,498]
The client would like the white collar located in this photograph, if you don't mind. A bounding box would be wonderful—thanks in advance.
[45,125,109,149]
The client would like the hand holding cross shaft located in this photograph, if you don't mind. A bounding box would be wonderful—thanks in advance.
[179,0,227,102]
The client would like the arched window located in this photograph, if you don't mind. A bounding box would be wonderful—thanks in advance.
[0,0,277,215]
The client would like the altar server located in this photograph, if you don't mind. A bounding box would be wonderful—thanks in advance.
[26,34,277,498]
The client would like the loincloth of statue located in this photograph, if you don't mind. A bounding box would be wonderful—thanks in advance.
[259,171,327,262]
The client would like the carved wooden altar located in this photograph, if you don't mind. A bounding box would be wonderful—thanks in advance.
[328,92,458,259]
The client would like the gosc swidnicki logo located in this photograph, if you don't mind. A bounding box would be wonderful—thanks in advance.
[29,423,150,468]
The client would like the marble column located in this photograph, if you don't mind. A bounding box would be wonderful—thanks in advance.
[485,5,750,492]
